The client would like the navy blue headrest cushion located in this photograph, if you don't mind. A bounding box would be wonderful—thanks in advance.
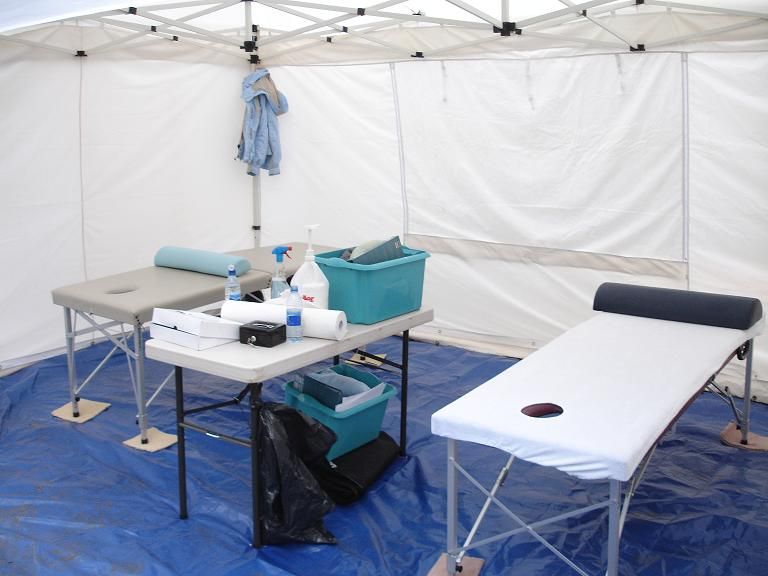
[593,283,762,330]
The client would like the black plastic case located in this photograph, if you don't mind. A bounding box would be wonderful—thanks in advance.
[239,320,286,348]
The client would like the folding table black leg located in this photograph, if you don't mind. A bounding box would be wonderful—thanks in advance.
[250,381,263,548]
[400,330,410,456]
[175,366,188,519]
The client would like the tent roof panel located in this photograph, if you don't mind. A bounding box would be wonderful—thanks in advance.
[1,1,766,64]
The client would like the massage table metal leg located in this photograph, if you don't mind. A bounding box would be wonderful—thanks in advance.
[606,480,621,576]
[446,439,458,575]
[133,323,148,444]
[718,339,768,451]
[741,342,754,445]
[51,307,113,426]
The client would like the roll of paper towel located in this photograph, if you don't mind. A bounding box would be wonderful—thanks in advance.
[221,301,348,341]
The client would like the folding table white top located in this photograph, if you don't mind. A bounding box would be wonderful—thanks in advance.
[432,311,761,482]
[145,308,434,384]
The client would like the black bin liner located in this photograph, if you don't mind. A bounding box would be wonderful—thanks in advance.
[257,403,338,545]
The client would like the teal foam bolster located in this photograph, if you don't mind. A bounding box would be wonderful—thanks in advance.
[154,246,251,277]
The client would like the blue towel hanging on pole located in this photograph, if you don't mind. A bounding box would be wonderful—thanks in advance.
[238,69,288,176]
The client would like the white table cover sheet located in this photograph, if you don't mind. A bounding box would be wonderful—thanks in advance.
[432,312,757,481]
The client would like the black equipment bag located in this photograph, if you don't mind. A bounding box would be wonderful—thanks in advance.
[309,432,401,505]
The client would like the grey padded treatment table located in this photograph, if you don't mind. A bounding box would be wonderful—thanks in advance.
[51,243,319,450]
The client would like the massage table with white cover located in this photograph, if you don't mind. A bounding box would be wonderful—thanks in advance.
[431,282,763,575]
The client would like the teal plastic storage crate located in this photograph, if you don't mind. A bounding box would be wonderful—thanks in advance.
[315,247,429,324]
[284,364,396,461]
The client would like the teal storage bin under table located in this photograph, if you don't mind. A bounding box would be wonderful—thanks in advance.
[315,247,429,324]
[284,364,396,461]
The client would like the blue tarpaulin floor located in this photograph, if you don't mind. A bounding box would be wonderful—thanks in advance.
[1,335,767,576]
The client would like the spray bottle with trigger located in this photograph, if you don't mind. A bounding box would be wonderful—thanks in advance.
[270,245,292,300]
[290,224,329,309]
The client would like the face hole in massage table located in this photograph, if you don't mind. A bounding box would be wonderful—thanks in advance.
[521,403,563,418]
[106,286,138,295]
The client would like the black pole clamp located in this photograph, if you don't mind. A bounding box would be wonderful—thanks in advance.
[737,341,751,361]
[493,21,516,36]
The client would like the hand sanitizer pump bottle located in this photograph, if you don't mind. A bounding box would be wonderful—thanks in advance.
[289,224,329,309]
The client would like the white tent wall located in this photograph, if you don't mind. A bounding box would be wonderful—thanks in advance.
[259,63,404,247]
[0,43,83,369]
[687,51,768,397]
[397,55,683,259]
[0,2,766,401]
[260,50,767,400]
[77,45,253,275]
[0,27,253,369]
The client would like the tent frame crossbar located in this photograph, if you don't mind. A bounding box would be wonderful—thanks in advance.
[86,29,154,54]
[95,15,209,40]
[127,4,242,47]
[266,1,488,30]
[169,0,244,24]
[363,9,489,30]
[263,36,327,60]
[94,0,242,52]
[94,16,245,57]
[0,34,74,54]
[512,29,625,49]
[258,0,414,56]
[646,0,768,20]
[254,0,406,48]
[138,0,232,11]
[517,0,620,28]
[556,0,637,48]
[645,18,768,49]
[422,2,631,58]
[444,0,502,29]
[2,0,767,60]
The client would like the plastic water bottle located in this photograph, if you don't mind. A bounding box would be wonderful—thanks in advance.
[286,285,302,343]
[224,264,241,301]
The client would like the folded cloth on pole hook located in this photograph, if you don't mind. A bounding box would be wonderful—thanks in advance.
[238,68,288,176]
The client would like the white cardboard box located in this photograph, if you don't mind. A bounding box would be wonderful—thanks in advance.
[150,308,241,350]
